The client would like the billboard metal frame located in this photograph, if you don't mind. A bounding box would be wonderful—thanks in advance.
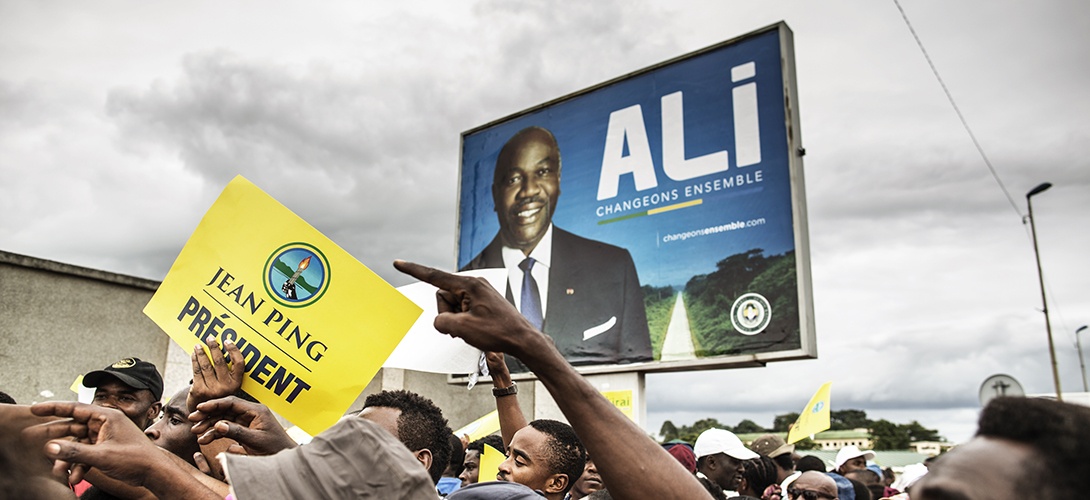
[452,21,814,379]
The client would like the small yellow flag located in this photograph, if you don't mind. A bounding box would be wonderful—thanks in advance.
[478,443,506,483]
[787,382,832,444]
[69,375,84,394]
[455,411,502,443]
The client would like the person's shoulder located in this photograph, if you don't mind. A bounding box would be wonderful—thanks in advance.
[553,227,631,257]
[460,235,504,271]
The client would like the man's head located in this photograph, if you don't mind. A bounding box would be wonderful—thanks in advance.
[497,419,586,499]
[461,434,505,486]
[833,445,874,475]
[445,433,466,478]
[694,428,759,491]
[844,468,880,486]
[570,458,602,499]
[787,471,838,500]
[910,396,1090,500]
[492,126,562,255]
[144,386,201,465]
[751,433,796,482]
[738,456,779,497]
[360,390,452,485]
[795,455,826,473]
[84,357,163,429]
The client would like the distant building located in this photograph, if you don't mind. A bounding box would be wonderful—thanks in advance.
[909,440,955,456]
[811,428,873,450]
[738,429,873,451]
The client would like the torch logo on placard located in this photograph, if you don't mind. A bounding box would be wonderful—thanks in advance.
[264,243,330,307]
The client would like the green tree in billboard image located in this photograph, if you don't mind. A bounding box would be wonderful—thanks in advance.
[641,248,799,360]
[681,249,799,357]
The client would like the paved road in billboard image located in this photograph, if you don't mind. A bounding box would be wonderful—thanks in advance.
[660,293,696,361]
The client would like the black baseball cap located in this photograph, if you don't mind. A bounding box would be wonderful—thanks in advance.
[83,357,164,401]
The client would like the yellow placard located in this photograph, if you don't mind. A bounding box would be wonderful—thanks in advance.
[478,444,506,483]
[455,410,501,443]
[70,375,84,394]
[787,381,832,444]
[601,389,634,420]
[144,176,421,435]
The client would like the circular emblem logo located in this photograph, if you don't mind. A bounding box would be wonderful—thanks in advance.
[812,401,825,413]
[112,358,137,369]
[264,243,330,308]
[730,293,772,335]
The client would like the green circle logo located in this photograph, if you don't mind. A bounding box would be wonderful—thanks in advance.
[730,293,771,335]
[264,242,330,308]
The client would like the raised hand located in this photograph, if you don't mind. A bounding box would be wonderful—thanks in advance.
[189,396,296,456]
[393,260,549,362]
[186,337,245,414]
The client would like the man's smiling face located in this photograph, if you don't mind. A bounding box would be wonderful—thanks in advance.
[492,127,561,255]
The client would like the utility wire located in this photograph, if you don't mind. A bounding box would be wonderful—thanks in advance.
[892,0,1023,218]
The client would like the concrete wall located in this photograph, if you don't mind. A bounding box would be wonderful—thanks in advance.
[0,251,171,404]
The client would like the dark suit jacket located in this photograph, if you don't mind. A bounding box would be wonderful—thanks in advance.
[461,227,653,367]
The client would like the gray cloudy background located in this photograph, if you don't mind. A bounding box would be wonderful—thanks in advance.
[3,1,1087,443]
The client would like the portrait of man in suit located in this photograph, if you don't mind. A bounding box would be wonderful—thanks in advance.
[461,125,653,368]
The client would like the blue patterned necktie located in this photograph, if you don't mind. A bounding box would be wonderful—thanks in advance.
[518,257,543,330]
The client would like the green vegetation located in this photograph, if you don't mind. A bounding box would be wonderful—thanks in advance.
[660,409,944,450]
[643,284,677,360]
[683,249,799,357]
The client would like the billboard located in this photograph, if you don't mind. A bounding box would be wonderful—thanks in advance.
[456,22,814,374]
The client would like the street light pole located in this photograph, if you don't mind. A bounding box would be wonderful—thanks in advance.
[1026,182,1061,401]
[1077,325,1088,393]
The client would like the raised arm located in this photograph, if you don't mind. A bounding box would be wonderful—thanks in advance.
[394,260,711,500]
[486,351,528,449]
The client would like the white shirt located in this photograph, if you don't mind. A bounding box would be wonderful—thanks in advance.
[500,224,553,318]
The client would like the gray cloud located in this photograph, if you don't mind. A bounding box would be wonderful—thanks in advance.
[3,0,1087,444]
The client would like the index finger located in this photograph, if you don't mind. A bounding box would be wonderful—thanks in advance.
[31,401,87,421]
[393,260,462,291]
[190,396,247,422]
[22,418,89,444]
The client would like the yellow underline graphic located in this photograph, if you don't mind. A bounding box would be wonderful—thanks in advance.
[598,198,704,225]
[648,199,702,215]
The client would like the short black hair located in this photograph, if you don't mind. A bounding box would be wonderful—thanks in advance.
[740,456,779,494]
[696,475,727,500]
[448,433,466,477]
[848,478,872,500]
[795,455,826,473]
[845,468,880,485]
[771,452,794,472]
[363,390,452,484]
[467,434,505,455]
[976,397,1090,499]
[528,419,586,494]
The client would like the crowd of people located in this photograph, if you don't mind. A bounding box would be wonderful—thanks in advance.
[3,260,1090,499]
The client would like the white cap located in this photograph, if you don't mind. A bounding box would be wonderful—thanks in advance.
[693,428,759,460]
[833,445,876,470]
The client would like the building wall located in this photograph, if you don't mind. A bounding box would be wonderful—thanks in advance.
[0,251,170,404]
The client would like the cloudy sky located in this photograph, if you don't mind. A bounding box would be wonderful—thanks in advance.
[3,0,1088,443]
